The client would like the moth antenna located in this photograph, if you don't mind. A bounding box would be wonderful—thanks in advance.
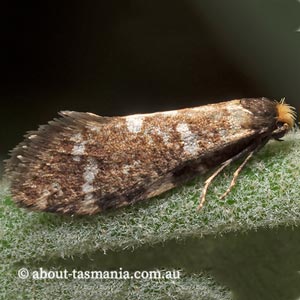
[197,158,232,210]
[219,150,254,200]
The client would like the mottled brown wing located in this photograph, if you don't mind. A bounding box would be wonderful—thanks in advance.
[5,99,274,215]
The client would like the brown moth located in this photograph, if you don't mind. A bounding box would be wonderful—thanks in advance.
[4,98,296,215]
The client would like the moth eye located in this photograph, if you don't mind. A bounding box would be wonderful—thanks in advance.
[276,121,285,128]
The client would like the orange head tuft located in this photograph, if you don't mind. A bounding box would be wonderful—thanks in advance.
[275,99,297,129]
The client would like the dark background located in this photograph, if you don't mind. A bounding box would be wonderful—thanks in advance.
[2,0,300,166]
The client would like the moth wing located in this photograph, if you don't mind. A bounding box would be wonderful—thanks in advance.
[5,111,112,175]
[5,100,275,215]
[5,112,120,214]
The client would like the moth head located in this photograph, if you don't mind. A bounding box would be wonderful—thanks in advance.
[275,98,296,129]
[272,99,297,140]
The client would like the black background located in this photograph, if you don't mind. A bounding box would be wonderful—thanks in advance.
[2,0,300,163]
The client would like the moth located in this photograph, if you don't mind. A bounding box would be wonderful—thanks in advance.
[5,97,296,215]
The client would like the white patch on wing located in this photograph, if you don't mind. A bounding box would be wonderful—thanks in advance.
[89,125,101,132]
[125,115,144,133]
[70,132,83,142]
[176,123,199,156]
[152,127,169,143]
[82,157,99,200]
[161,110,178,116]
[72,143,86,156]
[71,133,86,161]
[123,110,178,134]
[191,106,216,113]
[72,155,81,162]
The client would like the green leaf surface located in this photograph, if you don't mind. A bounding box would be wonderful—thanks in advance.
[1,131,300,299]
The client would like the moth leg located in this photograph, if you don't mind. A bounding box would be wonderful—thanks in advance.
[219,150,254,200]
[197,158,233,210]
[197,138,268,211]
[219,137,270,201]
